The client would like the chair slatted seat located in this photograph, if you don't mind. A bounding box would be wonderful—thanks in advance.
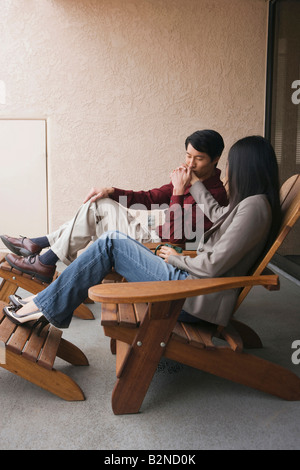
[102,301,242,355]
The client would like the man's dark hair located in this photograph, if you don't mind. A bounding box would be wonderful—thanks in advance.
[185,129,224,161]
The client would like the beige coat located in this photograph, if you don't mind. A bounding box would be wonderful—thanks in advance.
[168,181,272,326]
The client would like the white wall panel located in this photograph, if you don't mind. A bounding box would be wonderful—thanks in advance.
[0,120,47,251]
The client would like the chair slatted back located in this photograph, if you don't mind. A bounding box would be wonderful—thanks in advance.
[234,174,300,311]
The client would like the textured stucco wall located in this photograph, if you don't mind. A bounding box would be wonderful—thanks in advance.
[0,0,268,231]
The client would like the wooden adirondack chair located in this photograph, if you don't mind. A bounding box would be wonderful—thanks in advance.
[88,174,300,414]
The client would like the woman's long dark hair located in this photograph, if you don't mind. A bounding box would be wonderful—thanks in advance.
[227,135,281,247]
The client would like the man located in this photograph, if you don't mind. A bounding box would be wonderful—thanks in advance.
[1,129,228,283]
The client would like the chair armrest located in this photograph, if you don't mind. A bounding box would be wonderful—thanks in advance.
[88,275,279,304]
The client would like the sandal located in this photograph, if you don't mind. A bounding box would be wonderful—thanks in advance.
[9,294,28,309]
[3,304,45,326]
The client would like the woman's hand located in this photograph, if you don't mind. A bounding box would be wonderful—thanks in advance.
[83,187,114,204]
[158,245,181,263]
[189,170,200,186]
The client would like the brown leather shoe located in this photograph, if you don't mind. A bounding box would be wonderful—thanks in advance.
[0,235,42,257]
[5,253,55,283]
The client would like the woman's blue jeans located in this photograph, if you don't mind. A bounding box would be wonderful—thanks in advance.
[34,231,190,328]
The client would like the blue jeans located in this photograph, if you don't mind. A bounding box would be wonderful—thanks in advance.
[34,231,190,328]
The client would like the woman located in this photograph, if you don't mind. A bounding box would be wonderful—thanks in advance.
[3,136,281,329]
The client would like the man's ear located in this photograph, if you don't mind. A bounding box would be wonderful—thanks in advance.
[213,156,221,167]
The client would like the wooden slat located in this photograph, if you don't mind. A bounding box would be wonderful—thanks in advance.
[118,303,137,328]
[6,324,33,355]
[0,302,5,321]
[134,303,148,324]
[22,325,50,362]
[181,323,205,349]
[0,317,16,343]
[101,303,118,326]
[0,279,18,303]
[193,324,216,350]
[0,303,17,343]
[280,174,299,212]
[103,324,137,346]
[171,322,189,343]
[219,323,243,352]
[38,326,62,370]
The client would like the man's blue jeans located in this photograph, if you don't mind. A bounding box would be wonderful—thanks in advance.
[34,231,189,328]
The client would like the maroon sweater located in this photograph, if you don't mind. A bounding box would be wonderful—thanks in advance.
[110,168,228,244]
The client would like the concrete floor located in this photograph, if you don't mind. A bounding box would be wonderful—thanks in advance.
[0,266,300,450]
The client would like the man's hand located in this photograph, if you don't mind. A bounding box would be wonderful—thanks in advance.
[83,187,114,204]
[158,245,181,263]
[176,164,200,186]
[170,166,192,195]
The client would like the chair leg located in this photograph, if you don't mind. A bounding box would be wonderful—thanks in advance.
[230,318,263,349]
[1,349,86,401]
[110,338,116,355]
[111,299,184,414]
[73,303,94,320]
[165,341,300,401]
[57,338,89,366]
[115,340,131,377]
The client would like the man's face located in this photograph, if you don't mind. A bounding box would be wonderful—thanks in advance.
[185,143,219,181]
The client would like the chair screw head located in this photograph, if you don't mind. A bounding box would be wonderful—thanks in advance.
[160,342,166,347]
[137,341,142,347]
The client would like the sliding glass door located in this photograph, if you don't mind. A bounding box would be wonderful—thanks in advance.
[266,0,300,274]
